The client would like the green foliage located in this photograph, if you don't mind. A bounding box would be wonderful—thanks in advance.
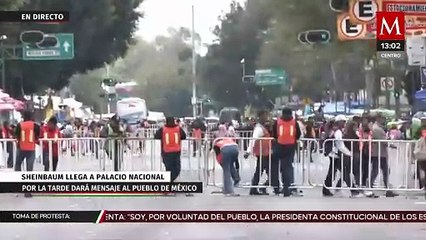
[1,0,143,97]
[71,27,197,116]
[200,0,271,108]
[256,0,375,99]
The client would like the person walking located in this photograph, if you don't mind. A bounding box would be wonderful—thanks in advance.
[14,111,40,198]
[245,110,272,195]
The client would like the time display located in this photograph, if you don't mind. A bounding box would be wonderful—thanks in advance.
[376,40,405,52]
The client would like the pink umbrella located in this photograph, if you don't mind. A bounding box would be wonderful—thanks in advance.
[0,102,16,111]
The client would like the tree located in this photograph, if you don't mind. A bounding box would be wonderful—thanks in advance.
[200,0,272,108]
[257,0,375,100]
[0,0,143,97]
[70,27,198,116]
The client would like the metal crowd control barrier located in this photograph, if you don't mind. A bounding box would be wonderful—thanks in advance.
[321,138,424,193]
[37,137,207,183]
[0,139,17,169]
[206,137,322,193]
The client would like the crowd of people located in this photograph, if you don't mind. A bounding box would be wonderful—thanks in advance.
[2,108,426,199]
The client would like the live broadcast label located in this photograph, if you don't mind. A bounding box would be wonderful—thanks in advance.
[0,182,203,194]
[1,211,426,223]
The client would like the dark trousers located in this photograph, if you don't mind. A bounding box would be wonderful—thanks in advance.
[336,153,361,187]
[325,156,357,193]
[251,155,270,186]
[6,142,14,168]
[43,152,58,171]
[417,161,426,192]
[370,156,389,188]
[417,161,426,189]
[105,140,122,171]
[162,153,181,182]
[15,150,35,171]
[270,145,296,195]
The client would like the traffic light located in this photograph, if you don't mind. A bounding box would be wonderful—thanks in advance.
[305,30,331,44]
[297,32,308,44]
[37,35,58,48]
[107,93,116,102]
[329,0,349,12]
[394,90,400,99]
[20,31,44,44]
[102,78,117,86]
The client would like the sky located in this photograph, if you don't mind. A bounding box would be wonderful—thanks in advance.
[136,0,245,45]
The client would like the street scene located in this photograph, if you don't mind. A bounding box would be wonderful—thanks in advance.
[0,0,426,239]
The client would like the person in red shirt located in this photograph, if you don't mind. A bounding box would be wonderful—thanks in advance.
[40,116,61,171]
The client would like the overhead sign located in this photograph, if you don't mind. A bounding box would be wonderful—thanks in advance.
[254,68,287,86]
[380,76,395,91]
[421,67,426,85]
[349,0,426,28]
[337,13,375,41]
[23,33,74,60]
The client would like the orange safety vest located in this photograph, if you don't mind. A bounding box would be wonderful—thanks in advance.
[193,129,202,139]
[41,126,60,156]
[162,126,181,153]
[253,126,271,156]
[19,121,36,151]
[215,138,237,164]
[276,118,296,145]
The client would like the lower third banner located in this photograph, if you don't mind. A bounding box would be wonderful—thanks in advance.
[1,211,425,223]
[0,182,202,194]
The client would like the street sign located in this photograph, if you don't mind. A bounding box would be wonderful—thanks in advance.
[420,67,426,85]
[349,0,378,23]
[337,13,374,41]
[380,76,394,91]
[254,68,287,86]
[407,36,426,66]
[23,33,74,60]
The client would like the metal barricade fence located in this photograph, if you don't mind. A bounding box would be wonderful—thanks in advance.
[39,137,207,182]
[0,139,17,169]
[206,137,322,192]
[321,138,423,193]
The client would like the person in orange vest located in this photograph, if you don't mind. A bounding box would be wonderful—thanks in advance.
[14,111,40,197]
[154,117,187,183]
[245,110,272,195]
[270,107,301,197]
[1,121,14,168]
[214,136,240,196]
[40,116,61,171]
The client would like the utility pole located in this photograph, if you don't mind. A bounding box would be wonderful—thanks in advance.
[191,5,197,118]
[105,63,111,114]
[364,59,375,111]
[0,35,7,90]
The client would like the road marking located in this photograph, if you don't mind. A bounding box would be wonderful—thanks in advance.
[415,201,426,205]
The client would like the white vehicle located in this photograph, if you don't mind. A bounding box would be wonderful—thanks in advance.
[116,97,147,124]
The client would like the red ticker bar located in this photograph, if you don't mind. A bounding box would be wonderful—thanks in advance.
[100,211,426,223]
[0,11,69,22]
[1,211,425,223]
